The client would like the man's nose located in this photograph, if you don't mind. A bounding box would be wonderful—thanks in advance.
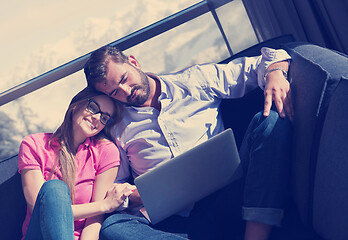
[118,84,132,97]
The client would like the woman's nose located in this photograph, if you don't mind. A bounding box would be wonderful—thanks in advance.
[91,112,101,122]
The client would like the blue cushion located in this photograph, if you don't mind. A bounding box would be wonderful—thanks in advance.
[282,42,348,225]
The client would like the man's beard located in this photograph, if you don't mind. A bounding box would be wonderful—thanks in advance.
[126,68,150,107]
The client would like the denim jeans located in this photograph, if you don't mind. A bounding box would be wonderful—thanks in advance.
[100,214,189,240]
[100,110,292,239]
[24,180,74,240]
[239,110,292,225]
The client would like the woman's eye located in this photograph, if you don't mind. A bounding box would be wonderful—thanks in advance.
[89,104,99,113]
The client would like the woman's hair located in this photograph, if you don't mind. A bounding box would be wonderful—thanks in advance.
[48,87,123,202]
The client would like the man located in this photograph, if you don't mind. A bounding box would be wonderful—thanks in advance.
[84,45,293,240]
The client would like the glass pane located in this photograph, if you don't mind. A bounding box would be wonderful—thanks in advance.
[216,0,258,54]
[124,12,230,74]
[0,0,257,161]
[0,71,86,161]
[0,0,200,93]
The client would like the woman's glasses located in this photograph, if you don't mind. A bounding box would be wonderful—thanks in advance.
[86,99,113,125]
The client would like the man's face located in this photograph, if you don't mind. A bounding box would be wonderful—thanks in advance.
[95,59,150,107]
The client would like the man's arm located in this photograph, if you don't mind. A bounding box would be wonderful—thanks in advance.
[198,47,292,115]
[263,60,294,120]
[113,143,143,208]
[255,47,293,120]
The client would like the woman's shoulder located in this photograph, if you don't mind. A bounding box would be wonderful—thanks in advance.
[18,133,55,163]
[22,133,53,145]
[91,137,119,154]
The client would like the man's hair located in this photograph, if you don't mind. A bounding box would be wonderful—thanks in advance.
[84,46,128,88]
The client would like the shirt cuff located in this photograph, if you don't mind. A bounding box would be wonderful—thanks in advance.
[257,47,291,89]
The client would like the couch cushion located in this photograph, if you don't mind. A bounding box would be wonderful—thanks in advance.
[313,77,348,240]
[0,155,26,240]
[281,42,348,226]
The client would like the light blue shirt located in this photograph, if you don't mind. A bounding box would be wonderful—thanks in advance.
[113,47,291,183]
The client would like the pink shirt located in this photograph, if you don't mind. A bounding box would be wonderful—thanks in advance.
[18,133,120,239]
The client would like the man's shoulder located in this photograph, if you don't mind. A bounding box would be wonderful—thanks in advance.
[157,63,218,90]
[159,63,216,77]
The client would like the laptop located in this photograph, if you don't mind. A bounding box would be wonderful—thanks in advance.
[134,128,242,224]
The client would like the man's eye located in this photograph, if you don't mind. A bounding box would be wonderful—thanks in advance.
[120,74,127,84]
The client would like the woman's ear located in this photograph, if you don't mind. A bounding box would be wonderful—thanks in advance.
[70,103,80,118]
[128,55,141,69]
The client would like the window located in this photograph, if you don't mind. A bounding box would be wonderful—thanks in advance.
[0,0,258,161]
[0,0,200,93]
[215,0,258,53]
[125,12,230,74]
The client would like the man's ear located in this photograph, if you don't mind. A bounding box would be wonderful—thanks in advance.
[128,55,141,69]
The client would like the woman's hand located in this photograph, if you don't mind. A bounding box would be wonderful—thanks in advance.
[103,183,136,213]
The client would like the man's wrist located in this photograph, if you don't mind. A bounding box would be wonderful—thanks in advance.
[264,67,288,80]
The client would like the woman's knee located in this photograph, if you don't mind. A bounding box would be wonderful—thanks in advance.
[38,180,71,203]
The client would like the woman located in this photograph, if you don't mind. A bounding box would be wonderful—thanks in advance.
[18,87,134,240]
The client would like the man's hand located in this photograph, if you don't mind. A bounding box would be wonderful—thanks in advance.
[263,62,294,120]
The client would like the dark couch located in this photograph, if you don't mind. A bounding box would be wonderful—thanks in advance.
[220,36,348,240]
[1,35,347,239]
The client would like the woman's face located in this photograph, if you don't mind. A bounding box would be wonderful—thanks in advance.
[72,95,114,140]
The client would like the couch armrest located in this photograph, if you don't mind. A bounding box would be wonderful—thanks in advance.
[282,41,348,238]
[313,77,348,240]
[0,155,26,240]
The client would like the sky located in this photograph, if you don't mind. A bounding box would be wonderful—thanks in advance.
[0,0,203,127]
[1,1,123,82]
[0,0,199,92]
[0,0,257,159]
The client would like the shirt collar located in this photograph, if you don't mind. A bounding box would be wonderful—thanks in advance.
[126,72,168,112]
[145,72,169,101]
[82,137,92,149]
[49,136,92,151]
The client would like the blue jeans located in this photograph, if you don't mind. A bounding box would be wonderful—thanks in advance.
[100,110,292,239]
[239,110,292,225]
[101,214,189,240]
[24,180,74,240]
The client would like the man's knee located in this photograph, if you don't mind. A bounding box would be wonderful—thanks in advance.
[100,214,149,240]
[253,110,281,125]
[251,110,292,136]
